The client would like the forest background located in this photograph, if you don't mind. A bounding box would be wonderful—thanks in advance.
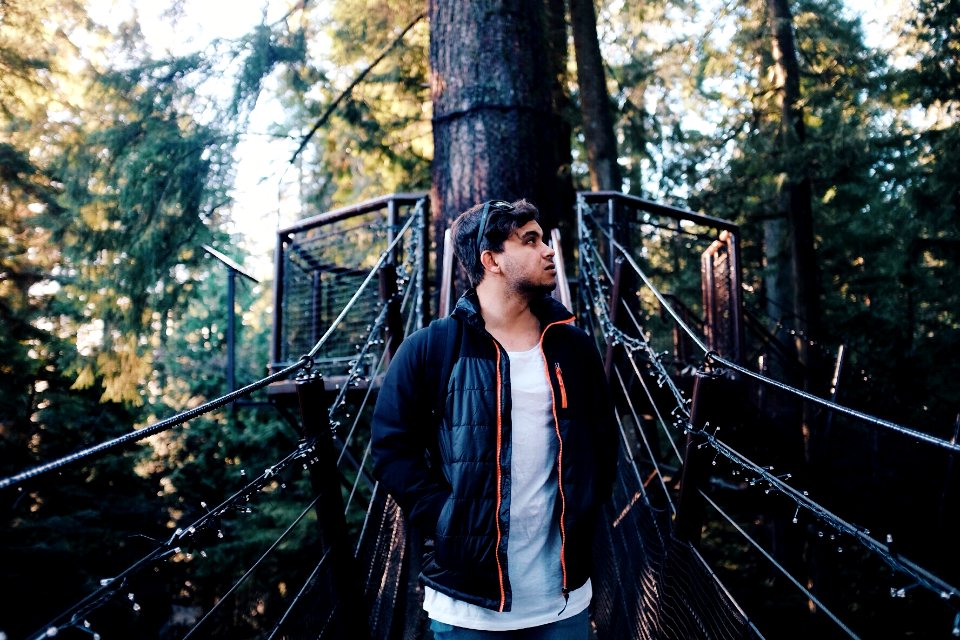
[1,0,958,637]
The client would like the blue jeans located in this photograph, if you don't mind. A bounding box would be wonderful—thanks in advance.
[429,608,591,639]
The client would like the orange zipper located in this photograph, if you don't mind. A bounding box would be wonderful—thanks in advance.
[554,363,568,409]
[538,317,575,597]
[493,342,506,612]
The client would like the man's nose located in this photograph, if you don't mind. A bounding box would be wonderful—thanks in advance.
[543,242,556,258]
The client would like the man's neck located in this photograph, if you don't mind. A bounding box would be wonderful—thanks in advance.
[475,282,541,351]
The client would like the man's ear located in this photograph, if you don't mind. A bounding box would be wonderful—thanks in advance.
[480,250,501,274]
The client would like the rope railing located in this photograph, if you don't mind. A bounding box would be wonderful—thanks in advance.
[8,198,427,640]
[0,359,307,493]
[0,203,423,496]
[578,198,960,637]
[699,491,859,638]
[703,430,960,605]
[580,204,960,455]
[27,439,318,639]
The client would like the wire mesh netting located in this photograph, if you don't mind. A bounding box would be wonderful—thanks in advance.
[278,198,427,379]
[701,234,741,363]
[354,485,413,639]
[577,196,742,369]
[268,485,410,640]
[578,194,960,638]
[281,216,391,371]
[593,445,761,640]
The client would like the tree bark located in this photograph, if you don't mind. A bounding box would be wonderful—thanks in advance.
[570,0,621,191]
[765,0,821,608]
[544,0,577,258]
[430,0,570,295]
[766,0,819,351]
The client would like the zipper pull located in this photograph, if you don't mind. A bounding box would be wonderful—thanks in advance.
[554,363,568,408]
[557,587,570,615]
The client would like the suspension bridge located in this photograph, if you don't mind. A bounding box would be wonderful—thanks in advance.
[2,193,958,639]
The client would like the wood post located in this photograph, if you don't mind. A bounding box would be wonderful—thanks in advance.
[675,370,720,547]
[295,373,369,638]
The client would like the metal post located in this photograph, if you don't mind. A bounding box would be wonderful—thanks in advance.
[271,234,287,373]
[227,270,236,394]
[603,256,625,383]
[675,370,719,546]
[727,231,745,364]
[607,197,618,275]
[701,249,717,352]
[439,227,456,318]
[378,264,404,367]
[202,244,259,392]
[386,198,398,265]
[420,197,431,329]
[311,271,322,348]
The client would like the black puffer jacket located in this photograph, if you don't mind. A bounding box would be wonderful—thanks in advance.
[371,290,618,612]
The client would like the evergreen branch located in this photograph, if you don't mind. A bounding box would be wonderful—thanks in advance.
[287,11,426,165]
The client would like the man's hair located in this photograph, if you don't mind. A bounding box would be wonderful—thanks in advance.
[451,199,540,287]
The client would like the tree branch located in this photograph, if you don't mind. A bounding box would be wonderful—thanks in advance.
[288,11,426,165]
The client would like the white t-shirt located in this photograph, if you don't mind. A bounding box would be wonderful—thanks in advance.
[423,344,591,630]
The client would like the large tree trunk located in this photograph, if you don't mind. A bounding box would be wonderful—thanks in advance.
[544,0,577,258]
[570,0,621,191]
[765,0,823,612]
[767,0,819,355]
[430,0,570,295]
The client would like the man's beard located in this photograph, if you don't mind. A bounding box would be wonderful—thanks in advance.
[511,276,557,299]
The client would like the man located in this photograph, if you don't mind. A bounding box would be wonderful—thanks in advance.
[371,199,618,639]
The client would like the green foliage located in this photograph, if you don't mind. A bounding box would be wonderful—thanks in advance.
[295,0,431,209]
[899,0,960,108]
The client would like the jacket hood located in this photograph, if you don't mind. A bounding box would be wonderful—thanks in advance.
[452,289,575,334]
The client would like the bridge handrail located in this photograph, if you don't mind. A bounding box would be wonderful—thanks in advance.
[277,192,427,236]
[0,204,424,494]
[582,209,960,456]
[580,190,740,233]
[702,431,960,606]
[0,360,306,493]
[579,205,960,636]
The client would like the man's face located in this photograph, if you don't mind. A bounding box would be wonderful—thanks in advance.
[495,220,557,297]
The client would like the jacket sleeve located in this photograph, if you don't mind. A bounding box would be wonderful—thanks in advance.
[371,330,450,531]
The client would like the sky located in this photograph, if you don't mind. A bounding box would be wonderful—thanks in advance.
[88,0,905,280]
[88,0,307,279]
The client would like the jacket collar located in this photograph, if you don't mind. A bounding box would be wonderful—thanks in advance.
[452,289,574,335]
